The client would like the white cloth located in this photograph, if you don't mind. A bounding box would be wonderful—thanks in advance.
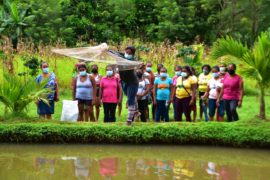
[60,100,78,122]
[208,78,223,99]
[137,79,150,100]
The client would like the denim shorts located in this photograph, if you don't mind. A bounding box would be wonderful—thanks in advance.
[208,99,224,117]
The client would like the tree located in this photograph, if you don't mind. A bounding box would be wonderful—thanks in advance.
[211,32,270,119]
[21,0,75,46]
[0,0,35,50]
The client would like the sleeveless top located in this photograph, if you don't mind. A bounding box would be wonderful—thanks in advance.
[75,75,93,100]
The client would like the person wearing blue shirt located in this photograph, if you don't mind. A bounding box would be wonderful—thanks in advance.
[36,62,59,119]
[153,67,173,122]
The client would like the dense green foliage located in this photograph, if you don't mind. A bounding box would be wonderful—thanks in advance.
[1,0,270,46]
[0,121,269,147]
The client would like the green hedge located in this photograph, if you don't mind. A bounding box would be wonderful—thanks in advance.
[0,122,269,148]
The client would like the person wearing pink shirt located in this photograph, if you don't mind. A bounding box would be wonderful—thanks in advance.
[100,65,122,122]
[217,64,244,121]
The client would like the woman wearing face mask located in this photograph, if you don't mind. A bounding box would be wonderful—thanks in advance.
[136,69,150,122]
[36,62,59,119]
[99,65,122,122]
[90,64,102,121]
[201,66,224,121]
[72,64,96,122]
[154,63,164,79]
[172,66,182,120]
[172,66,197,122]
[198,64,212,121]
[217,64,244,122]
[153,67,173,122]
[218,63,227,80]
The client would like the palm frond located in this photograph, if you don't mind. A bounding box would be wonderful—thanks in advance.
[244,32,270,87]
[210,36,249,62]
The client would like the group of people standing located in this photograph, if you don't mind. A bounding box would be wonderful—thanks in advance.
[36,46,244,124]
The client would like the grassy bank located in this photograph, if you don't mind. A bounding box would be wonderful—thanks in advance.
[0,121,269,148]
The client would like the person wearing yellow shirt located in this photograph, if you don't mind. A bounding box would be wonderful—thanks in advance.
[198,64,212,121]
[172,66,197,122]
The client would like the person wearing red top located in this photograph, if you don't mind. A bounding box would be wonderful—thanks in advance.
[100,65,122,122]
[217,64,244,121]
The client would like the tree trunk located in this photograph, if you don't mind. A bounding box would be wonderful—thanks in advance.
[259,87,266,119]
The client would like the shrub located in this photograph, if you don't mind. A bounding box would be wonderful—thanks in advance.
[0,122,269,148]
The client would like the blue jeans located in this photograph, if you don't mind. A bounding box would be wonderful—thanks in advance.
[208,99,225,117]
[121,81,138,106]
[224,99,239,121]
[155,100,169,122]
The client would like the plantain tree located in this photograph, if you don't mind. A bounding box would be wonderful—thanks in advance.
[0,0,35,50]
[211,32,270,119]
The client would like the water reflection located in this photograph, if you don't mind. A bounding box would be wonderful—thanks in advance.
[0,145,269,180]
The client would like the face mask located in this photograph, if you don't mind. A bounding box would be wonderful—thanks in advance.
[146,67,152,72]
[80,71,87,76]
[42,67,49,74]
[181,72,188,78]
[160,73,167,78]
[212,72,219,78]
[136,72,143,78]
[91,68,98,73]
[175,71,181,77]
[124,53,133,60]
[106,70,113,77]
[203,69,209,75]
[228,69,235,75]
[220,67,226,73]
[115,68,119,73]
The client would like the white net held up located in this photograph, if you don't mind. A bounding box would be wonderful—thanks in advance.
[52,43,141,70]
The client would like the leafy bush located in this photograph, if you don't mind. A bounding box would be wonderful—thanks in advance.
[0,122,269,148]
[0,73,50,115]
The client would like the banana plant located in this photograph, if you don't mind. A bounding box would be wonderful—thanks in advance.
[0,0,35,50]
[211,32,270,119]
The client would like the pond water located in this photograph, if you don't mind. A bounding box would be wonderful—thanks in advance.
[0,145,269,180]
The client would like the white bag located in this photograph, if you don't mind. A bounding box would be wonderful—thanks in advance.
[61,100,78,122]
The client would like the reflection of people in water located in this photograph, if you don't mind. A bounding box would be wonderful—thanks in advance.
[172,160,195,179]
[154,160,173,179]
[99,157,118,180]
[206,162,219,176]
[126,159,137,177]
[74,158,91,180]
[136,159,150,176]
[33,157,56,175]
[219,165,241,180]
